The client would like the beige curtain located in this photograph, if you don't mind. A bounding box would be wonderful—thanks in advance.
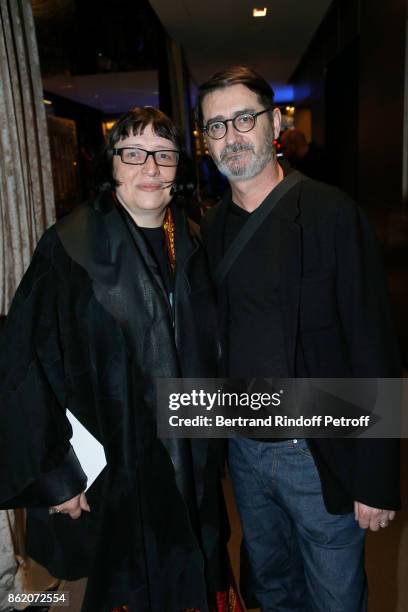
[0,1,56,607]
[0,508,59,611]
[0,0,55,316]
[0,511,26,611]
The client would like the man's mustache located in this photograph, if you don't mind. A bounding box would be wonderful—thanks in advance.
[220,143,254,161]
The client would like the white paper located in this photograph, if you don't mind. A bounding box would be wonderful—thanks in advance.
[66,409,107,490]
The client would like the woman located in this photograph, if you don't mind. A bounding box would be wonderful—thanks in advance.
[0,107,240,611]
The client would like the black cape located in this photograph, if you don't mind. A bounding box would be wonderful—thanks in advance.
[0,191,228,611]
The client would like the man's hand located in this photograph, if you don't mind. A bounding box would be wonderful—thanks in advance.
[50,492,90,520]
[354,501,395,531]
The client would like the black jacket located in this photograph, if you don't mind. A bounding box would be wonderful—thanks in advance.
[0,191,227,612]
[201,176,401,514]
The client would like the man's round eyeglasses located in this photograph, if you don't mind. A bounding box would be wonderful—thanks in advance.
[112,147,180,167]
[202,108,271,140]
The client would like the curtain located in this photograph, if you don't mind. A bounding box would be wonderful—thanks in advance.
[0,511,26,611]
[0,0,55,316]
[0,2,56,607]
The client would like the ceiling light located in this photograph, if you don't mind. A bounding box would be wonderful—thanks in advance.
[43,99,52,105]
[253,8,267,17]
[103,121,115,132]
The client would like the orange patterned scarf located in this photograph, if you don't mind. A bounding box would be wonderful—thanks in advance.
[112,582,244,612]
[163,206,176,273]
[113,586,244,612]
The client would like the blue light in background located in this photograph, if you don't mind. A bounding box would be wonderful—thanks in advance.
[272,84,294,103]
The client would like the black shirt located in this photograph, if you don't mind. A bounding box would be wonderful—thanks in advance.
[224,200,288,379]
[139,225,174,297]
[117,203,174,309]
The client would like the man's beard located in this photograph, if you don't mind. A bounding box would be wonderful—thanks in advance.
[212,130,275,181]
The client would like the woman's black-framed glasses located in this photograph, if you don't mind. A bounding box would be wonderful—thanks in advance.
[202,108,271,140]
[112,147,180,167]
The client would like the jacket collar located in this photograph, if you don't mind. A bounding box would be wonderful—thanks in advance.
[57,190,199,318]
[82,189,198,274]
[223,164,302,222]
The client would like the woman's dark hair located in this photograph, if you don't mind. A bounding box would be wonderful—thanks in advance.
[95,106,194,197]
[195,65,275,127]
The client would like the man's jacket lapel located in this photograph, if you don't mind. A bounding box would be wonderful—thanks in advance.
[201,195,229,374]
[271,184,304,375]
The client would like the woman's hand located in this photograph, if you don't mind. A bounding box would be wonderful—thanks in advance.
[50,492,90,519]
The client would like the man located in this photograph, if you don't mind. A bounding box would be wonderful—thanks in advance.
[280,127,332,183]
[196,66,400,611]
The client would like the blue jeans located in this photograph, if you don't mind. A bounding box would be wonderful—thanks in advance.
[228,438,367,612]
